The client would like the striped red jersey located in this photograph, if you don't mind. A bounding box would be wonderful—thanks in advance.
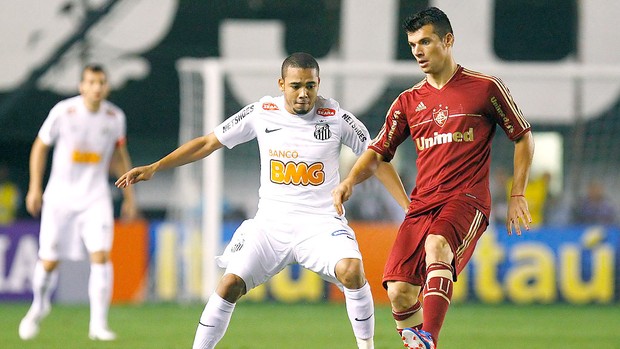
[370,65,531,217]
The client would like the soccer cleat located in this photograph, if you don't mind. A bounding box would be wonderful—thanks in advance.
[18,315,40,340]
[88,327,117,341]
[18,303,51,340]
[401,328,435,349]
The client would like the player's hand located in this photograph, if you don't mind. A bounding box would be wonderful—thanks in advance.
[332,180,354,216]
[506,195,532,236]
[25,189,43,217]
[115,164,156,188]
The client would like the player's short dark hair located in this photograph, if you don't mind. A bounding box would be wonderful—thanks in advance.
[404,7,453,39]
[81,64,107,81]
[281,52,319,79]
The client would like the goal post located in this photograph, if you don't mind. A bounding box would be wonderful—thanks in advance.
[174,59,224,299]
[175,57,620,300]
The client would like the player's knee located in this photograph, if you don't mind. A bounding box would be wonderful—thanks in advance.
[387,281,420,311]
[89,251,110,264]
[424,234,453,262]
[335,258,365,289]
[41,259,59,272]
[217,273,246,303]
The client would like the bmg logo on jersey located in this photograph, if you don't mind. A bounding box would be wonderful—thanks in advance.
[72,150,102,163]
[270,160,325,186]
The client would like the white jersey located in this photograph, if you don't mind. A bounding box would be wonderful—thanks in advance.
[214,95,370,217]
[38,95,126,210]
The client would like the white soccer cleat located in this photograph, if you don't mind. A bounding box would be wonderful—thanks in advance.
[18,315,40,340]
[18,303,51,340]
[89,327,117,341]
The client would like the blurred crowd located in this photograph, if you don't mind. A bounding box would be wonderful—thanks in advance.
[491,167,617,228]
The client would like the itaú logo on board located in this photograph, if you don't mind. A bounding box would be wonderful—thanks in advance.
[415,128,474,151]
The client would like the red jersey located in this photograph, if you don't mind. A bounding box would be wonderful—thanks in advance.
[370,65,531,218]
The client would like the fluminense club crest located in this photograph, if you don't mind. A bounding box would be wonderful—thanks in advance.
[432,105,449,127]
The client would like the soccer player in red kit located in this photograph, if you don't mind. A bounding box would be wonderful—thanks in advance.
[332,7,535,349]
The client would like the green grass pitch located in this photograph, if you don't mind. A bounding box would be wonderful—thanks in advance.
[1,302,619,348]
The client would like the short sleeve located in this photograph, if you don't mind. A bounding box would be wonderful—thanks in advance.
[37,103,63,146]
[487,77,531,141]
[369,96,411,161]
[214,103,258,149]
[339,110,370,156]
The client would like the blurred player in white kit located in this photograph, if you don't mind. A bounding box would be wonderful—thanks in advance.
[19,64,138,341]
[116,52,409,349]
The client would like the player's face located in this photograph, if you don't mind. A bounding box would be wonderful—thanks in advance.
[79,70,109,110]
[407,24,453,75]
[279,67,320,115]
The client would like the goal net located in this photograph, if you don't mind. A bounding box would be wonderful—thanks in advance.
[174,57,620,300]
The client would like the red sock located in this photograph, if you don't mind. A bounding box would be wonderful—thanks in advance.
[422,262,454,345]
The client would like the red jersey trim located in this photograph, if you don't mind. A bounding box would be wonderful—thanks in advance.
[455,209,484,262]
[461,68,531,131]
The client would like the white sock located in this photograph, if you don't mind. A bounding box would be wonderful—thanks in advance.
[192,293,236,349]
[356,337,374,349]
[344,282,374,347]
[28,261,58,319]
[89,262,113,331]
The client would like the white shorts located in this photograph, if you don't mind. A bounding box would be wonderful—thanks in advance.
[38,198,114,261]
[222,214,363,291]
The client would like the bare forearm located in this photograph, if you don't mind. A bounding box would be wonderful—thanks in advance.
[29,138,48,192]
[111,146,136,201]
[111,146,133,179]
[154,134,222,173]
[344,149,383,185]
[510,131,534,195]
[333,149,386,215]
[374,161,410,211]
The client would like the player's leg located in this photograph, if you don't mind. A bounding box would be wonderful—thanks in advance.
[192,273,245,349]
[82,200,116,341]
[382,215,435,348]
[19,259,59,340]
[296,218,374,349]
[419,234,453,347]
[335,257,375,349]
[193,217,291,349]
[386,281,422,331]
[19,204,65,340]
[87,251,115,340]
[386,281,434,349]
[419,201,487,347]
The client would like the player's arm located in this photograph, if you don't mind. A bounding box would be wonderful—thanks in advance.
[374,161,410,212]
[115,132,224,188]
[332,149,384,215]
[506,130,535,235]
[25,137,49,217]
[111,142,139,220]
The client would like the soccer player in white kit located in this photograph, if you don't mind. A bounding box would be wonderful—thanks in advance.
[116,52,409,349]
[19,64,138,341]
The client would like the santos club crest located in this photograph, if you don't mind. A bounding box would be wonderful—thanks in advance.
[314,123,331,140]
[432,105,449,127]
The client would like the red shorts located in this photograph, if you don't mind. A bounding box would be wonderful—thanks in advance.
[382,198,488,288]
